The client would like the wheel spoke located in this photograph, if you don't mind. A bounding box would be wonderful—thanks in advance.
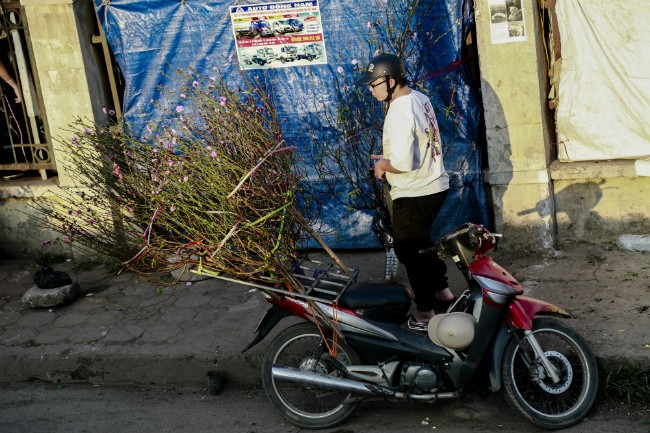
[263,324,359,427]
[502,318,598,429]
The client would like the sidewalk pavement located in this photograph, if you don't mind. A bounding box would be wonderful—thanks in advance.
[1,245,649,390]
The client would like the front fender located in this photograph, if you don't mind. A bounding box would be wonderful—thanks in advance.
[488,325,511,392]
[488,298,572,392]
[508,296,571,330]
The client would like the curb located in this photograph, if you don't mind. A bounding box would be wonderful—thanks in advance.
[0,346,263,389]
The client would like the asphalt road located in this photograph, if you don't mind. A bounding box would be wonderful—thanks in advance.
[1,383,647,433]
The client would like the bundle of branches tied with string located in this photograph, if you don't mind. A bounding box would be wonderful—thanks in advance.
[34,70,347,301]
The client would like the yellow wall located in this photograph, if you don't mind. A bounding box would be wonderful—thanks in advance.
[22,0,95,187]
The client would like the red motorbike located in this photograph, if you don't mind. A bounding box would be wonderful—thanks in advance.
[243,223,599,430]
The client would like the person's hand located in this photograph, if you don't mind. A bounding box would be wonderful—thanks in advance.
[7,79,21,103]
[371,154,386,180]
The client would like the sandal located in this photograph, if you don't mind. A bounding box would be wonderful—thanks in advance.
[407,315,429,332]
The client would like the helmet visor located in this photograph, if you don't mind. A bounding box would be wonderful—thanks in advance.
[355,73,378,87]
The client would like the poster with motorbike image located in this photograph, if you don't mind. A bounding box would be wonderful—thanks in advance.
[230,1,328,70]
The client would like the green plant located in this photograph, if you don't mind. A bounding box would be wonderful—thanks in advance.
[600,361,650,406]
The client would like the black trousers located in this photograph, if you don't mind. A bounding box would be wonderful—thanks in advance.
[391,190,449,312]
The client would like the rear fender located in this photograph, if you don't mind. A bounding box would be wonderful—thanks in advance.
[242,305,293,353]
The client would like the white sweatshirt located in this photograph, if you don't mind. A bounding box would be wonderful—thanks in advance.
[382,89,449,199]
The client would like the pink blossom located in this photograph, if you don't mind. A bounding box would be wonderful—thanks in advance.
[210,151,217,158]
[337,66,344,74]
[183,176,189,182]
[170,205,176,211]
[180,93,187,99]
[88,218,95,225]
[175,105,184,113]
[210,76,216,82]
[351,59,358,65]
[113,163,123,179]
[71,135,80,146]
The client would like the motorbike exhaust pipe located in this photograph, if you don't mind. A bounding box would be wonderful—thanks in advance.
[272,366,459,401]
[273,365,378,396]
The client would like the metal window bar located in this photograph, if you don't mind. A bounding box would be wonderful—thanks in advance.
[0,1,53,179]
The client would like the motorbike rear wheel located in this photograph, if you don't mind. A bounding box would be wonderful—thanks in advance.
[261,322,361,429]
[502,317,598,429]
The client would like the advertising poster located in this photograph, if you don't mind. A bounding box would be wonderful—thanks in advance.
[230,1,328,70]
[488,0,526,44]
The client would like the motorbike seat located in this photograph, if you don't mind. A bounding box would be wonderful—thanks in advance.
[293,274,411,323]
[294,274,410,309]
[338,282,411,310]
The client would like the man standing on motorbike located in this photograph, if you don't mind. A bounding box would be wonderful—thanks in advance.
[356,53,455,331]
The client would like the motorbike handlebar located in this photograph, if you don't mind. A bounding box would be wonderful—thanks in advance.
[419,223,497,267]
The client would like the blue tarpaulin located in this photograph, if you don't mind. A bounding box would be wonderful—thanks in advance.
[94,0,488,248]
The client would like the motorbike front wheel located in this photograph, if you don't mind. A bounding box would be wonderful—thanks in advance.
[502,317,599,429]
[261,322,360,429]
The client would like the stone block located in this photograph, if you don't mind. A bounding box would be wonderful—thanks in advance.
[22,282,80,308]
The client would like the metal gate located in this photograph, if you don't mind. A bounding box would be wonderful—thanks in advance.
[0,1,53,179]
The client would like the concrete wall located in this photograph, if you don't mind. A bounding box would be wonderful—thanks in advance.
[474,0,650,250]
[21,0,97,187]
[474,0,556,250]
[0,0,102,259]
[0,179,73,259]
[550,161,650,247]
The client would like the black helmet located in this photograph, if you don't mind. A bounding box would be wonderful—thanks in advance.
[355,53,406,86]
